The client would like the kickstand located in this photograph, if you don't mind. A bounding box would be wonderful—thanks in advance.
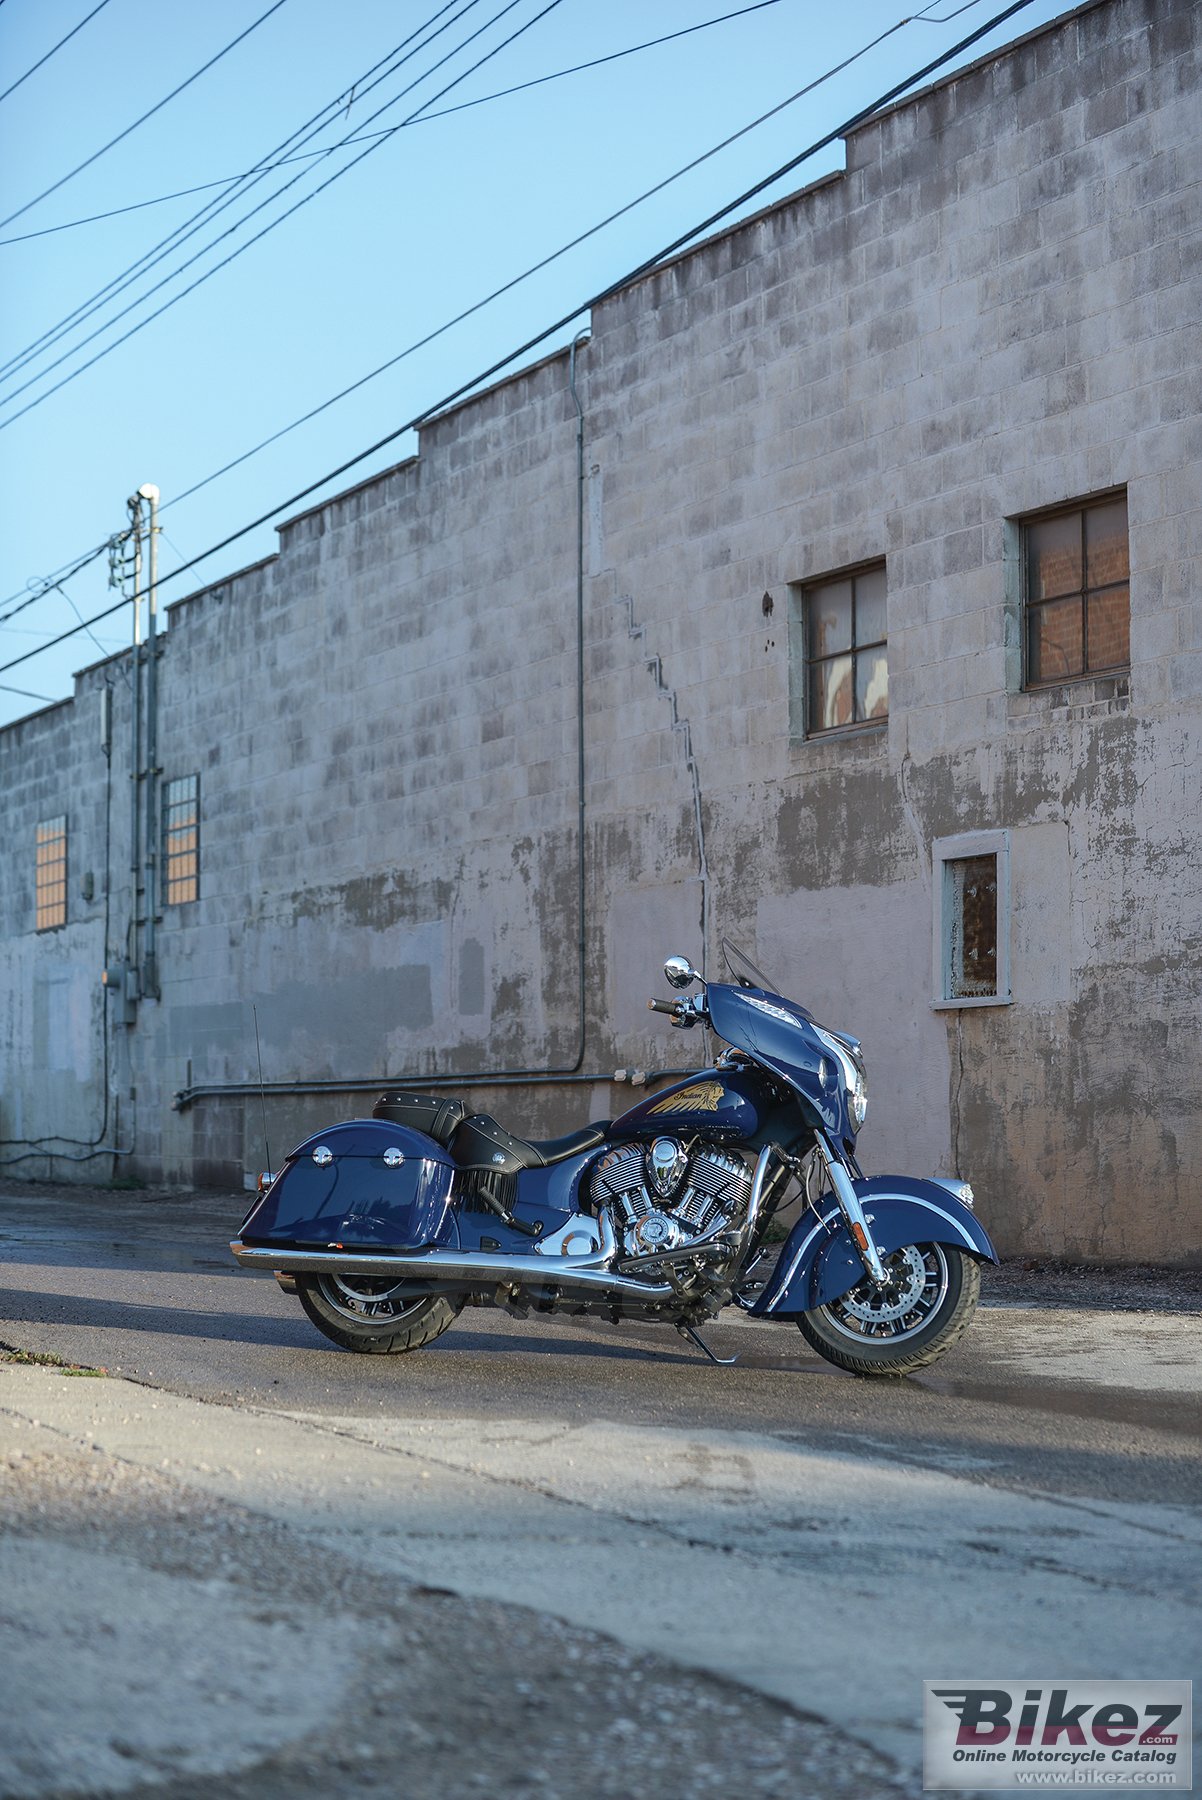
[676,1322,737,1366]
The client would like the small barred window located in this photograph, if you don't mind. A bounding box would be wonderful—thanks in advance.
[162,775,199,905]
[35,816,68,931]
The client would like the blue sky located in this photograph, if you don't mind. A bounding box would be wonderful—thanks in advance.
[0,0,1072,727]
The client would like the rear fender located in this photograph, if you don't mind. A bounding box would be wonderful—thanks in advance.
[751,1176,997,1318]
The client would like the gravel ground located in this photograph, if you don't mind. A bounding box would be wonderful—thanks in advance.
[0,1430,914,1800]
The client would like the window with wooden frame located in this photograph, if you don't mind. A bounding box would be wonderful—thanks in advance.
[162,774,199,905]
[1024,492,1129,687]
[35,815,67,931]
[799,563,888,736]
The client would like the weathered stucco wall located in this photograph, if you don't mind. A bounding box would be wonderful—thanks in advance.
[1,0,1198,1261]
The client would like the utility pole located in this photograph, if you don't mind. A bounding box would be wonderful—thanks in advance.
[125,493,144,1017]
[139,483,161,1001]
[102,483,161,1023]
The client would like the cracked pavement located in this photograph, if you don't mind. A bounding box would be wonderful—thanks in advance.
[0,1181,1198,1797]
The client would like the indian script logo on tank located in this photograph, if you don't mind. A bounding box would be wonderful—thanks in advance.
[923,1680,1192,1790]
[647,1081,728,1117]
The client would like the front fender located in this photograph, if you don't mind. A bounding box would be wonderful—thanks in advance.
[750,1176,997,1318]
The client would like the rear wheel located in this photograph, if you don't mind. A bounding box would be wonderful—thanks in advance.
[296,1273,462,1354]
[797,1243,980,1376]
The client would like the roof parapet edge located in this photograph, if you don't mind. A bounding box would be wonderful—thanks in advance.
[164,550,278,617]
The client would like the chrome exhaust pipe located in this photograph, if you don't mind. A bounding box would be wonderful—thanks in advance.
[230,1212,675,1302]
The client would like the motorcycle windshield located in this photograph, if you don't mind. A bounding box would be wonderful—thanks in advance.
[720,937,781,992]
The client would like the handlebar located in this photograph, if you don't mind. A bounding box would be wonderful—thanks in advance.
[648,998,681,1015]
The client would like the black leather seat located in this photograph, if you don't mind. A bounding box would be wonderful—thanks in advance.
[521,1122,611,1167]
[449,1113,611,1173]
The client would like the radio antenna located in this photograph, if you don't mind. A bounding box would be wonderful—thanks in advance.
[252,1004,272,1180]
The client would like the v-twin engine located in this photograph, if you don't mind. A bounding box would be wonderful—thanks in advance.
[591,1139,752,1260]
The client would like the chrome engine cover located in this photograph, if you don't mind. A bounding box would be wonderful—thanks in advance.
[591,1140,752,1258]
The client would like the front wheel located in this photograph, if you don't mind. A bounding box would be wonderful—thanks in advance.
[797,1243,980,1377]
[296,1273,462,1354]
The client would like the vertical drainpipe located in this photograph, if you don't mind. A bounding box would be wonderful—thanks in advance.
[567,334,590,1070]
[140,484,161,1001]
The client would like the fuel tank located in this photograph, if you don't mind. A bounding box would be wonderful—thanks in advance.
[610,1066,777,1145]
[239,1118,458,1252]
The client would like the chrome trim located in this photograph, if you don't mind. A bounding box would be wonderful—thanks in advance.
[231,1212,676,1303]
[534,1214,603,1257]
[744,1145,773,1247]
[815,1137,887,1285]
[614,1147,768,1274]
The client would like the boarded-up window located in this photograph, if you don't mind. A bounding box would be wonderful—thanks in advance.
[1025,493,1129,685]
[933,832,1011,1008]
[946,854,997,998]
[35,815,67,931]
[162,775,199,905]
[802,563,888,734]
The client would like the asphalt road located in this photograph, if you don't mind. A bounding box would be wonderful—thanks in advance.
[0,1185,1197,1496]
[0,1183,1199,1798]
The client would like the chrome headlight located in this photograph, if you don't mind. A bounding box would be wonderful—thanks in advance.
[814,1027,869,1133]
[849,1061,869,1131]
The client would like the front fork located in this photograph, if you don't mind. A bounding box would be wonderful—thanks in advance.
[813,1133,888,1286]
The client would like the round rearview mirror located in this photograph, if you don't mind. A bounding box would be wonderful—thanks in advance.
[664,955,700,990]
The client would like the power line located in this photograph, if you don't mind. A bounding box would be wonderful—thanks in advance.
[167,10,933,512]
[0,543,108,626]
[0,1,480,382]
[0,0,786,247]
[0,0,115,109]
[0,1,291,232]
[0,0,1037,685]
[0,0,519,392]
[0,0,569,426]
[0,681,54,702]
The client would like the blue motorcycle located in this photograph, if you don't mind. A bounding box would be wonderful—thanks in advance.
[232,940,996,1376]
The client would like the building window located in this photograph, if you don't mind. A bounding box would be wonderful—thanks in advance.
[35,815,67,931]
[1024,492,1129,686]
[932,831,1011,1008]
[162,775,199,905]
[798,563,888,735]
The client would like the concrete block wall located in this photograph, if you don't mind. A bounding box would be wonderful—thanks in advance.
[1,0,1198,1261]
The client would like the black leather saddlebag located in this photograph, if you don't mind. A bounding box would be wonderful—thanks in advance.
[371,1091,467,1146]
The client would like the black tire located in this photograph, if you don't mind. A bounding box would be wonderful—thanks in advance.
[797,1243,981,1377]
[295,1273,462,1354]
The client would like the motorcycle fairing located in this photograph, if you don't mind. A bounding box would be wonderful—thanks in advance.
[704,982,852,1142]
[239,1119,458,1252]
[750,1176,998,1317]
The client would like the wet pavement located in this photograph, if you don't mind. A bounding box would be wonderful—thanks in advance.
[0,1179,1198,1796]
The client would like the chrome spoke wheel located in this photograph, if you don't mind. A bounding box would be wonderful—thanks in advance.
[316,1273,428,1324]
[820,1243,950,1343]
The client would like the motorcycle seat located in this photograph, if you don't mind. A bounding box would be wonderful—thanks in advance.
[521,1122,612,1167]
[449,1114,611,1174]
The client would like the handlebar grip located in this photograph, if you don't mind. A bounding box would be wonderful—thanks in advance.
[648,998,680,1015]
